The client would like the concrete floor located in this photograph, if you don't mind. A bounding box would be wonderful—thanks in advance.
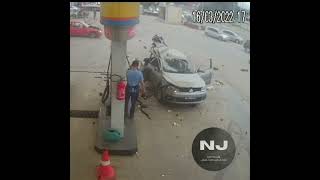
[71,15,249,180]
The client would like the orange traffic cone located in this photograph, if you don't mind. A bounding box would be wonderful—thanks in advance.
[96,149,116,180]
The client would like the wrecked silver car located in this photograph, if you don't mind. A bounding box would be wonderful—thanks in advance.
[143,35,213,105]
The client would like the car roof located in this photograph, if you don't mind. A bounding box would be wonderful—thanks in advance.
[207,26,219,30]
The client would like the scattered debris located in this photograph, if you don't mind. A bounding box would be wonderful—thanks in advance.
[92,122,95,125]
[161,174,166,177]
[219,118,224,121]
[135,152,140,158]
[238,152,240,155]
[168,110,172,113]
[143,46,147,49]
[213,67,219,71]
[139,40,141,42]
[240,69,248,72]
[207,86,214,90]
[172,122,180,127]
[99,92,103,96]
[176,113,179,117]
[179,117,183,121]
[176,136,179,138]
[215,80,224,86]
[222,65,224,67]
[138,105,141,108]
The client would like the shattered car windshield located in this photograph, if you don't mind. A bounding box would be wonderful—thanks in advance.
[162,58,194,74]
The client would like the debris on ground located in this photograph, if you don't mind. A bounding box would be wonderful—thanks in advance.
[167,110,172,113]
[139,40,141,42]
[99,92,103,96]
[240,69,248,72]
[215,80,224,86]
[176,113,179,117]
[176,136,179,138]
[222,65,224,67]
[92,122,95,125]
[219,118,224,121]
[172,122,180,127]
[207,86,214,90]
[238,152,240,155]
[138,105,141,108]
[143,46,147,49]
[135,152,140,158]
[161,174,166,177]
[213,67,219,71]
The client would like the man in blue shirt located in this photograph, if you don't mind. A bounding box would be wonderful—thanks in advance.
[125,60,145,119]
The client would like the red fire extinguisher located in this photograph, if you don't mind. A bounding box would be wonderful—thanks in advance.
[117,80,126,100]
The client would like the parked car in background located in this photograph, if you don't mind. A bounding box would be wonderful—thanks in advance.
[220,30,244,44]
[142,35,213,105]
[244,40,250,52]
[70,20,102,38]
[143,5,159,16]
[70,6,80,18]
[181,11,192,24]
[204,26,228,41]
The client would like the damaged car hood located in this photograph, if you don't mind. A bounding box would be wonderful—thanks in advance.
[163,72,205,88]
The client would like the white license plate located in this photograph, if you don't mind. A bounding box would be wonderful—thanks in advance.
[185,97,196,100]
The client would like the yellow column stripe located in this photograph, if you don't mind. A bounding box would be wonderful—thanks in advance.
[101,2,139,19]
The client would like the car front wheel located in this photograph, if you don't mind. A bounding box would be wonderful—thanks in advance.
[89,32,96,38]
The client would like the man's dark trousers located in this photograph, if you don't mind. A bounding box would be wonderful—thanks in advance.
[125,85,139,119]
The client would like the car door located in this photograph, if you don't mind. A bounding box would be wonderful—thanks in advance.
[70,22,82,36]
[227,31,236,41]
[197,59,214,85]
[211,28,219,38]
[78,22,88,36]
[149,57,162,88]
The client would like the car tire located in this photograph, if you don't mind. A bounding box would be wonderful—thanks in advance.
[89,32,96,38]
[235,39,240,44]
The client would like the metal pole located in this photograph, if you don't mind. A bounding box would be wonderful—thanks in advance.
[110,39,127,137]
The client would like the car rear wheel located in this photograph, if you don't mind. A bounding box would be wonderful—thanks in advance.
[89,32,96,38]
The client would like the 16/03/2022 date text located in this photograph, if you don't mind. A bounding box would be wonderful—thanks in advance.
[192,10,247,24]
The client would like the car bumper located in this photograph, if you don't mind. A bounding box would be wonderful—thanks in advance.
[164,91,207,104]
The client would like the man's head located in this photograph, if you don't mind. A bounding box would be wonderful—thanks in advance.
[131,59,140,68]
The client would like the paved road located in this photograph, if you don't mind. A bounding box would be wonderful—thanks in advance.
[70,15,250,180]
